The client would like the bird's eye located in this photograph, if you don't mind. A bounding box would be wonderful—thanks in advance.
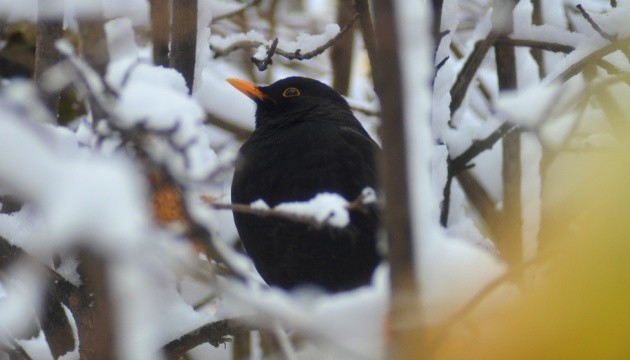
[282,87,301,97]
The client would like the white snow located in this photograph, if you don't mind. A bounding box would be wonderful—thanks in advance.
[210,24,341,59]
[495,82,561,127]
[274,192,350,228]
[220,265,389,359]
[395,0,506,326]
[0,265,44,346]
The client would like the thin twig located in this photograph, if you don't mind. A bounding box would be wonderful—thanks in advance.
[440,123,515,226]
[450,33,499,119]
[202,190,375,229]
[250,14,359,71]
[553,37,630,82]
[449,123,515,176]
[496,37,574,53]
[576,4,616,41]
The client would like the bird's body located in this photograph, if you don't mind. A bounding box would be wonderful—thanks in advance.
[229,77,381,292]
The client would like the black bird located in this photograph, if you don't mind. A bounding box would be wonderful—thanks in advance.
[228,76,381,292]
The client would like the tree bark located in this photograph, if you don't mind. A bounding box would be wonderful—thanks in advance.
[371,0,422,358]
[74,250,115,360]
[150,0,171,67]
[494,0,523,266]
[170,0,198,93]
[331,0,355,95]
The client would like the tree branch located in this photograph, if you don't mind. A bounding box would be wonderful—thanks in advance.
[170,0,198,92]
[553,37,630,82]
[163,317,250,359]
[202,190,376,230]
[149,0,170,67]
[450,33,499,119]
[496,37,574,53]
[576,4,616,42]
[249,14,359,71]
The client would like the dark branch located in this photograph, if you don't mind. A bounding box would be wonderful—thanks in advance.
[576,4,616,42]
[202,191,375,229]
[250,37,278,71]
[496,37,574,53]
[449,33,499,119]
[354,0,378,72]
[449,123,515,176]
[250,14,359,71]
[554,37,630,81]
[163,317,250,359]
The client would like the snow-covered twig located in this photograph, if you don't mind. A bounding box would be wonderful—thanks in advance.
[249,14,358,71]
[202,188,377,229]
[440,123,515,226]
[211,14,359,71]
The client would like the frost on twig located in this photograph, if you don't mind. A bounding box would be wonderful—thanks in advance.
[210,14,359,71]
[202,187,377,229]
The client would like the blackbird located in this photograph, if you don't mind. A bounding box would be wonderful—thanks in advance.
[228,76,381,292]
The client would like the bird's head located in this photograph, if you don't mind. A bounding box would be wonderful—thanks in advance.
[227,76,351,128]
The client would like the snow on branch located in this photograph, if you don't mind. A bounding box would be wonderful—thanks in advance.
[210,14,359,71]
[203,188,377,229]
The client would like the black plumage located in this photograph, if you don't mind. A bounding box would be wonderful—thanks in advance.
[228,76,381,292]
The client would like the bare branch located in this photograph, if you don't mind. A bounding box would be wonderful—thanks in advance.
[441,123,515,227]
[449,123,515,176]
[496,37,574,53]
[576,4,616,42]
[450,33,499,119]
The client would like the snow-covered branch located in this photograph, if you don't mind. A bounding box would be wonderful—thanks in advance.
[210,14,359,71]
[203,188,377,229]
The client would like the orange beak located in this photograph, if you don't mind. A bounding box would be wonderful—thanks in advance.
[227,78,268,101]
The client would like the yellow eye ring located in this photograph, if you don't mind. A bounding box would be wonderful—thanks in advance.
[282,87,300,97]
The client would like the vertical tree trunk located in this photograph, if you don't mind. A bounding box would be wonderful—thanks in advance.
[494,0,522,266]
[170,0,197,93]
[371,0,423,358]
[150,0,171,67]
[74,250,115,360]
[531,0,545,78]
[331,0,355,95]
[34,0,63,119]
